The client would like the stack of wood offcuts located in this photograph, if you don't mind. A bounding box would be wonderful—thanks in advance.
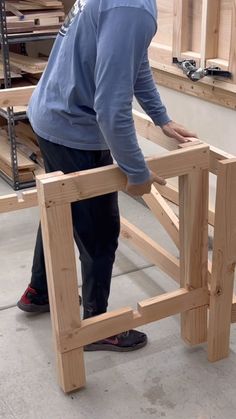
[5,0,65,34]
[0,121,44,183]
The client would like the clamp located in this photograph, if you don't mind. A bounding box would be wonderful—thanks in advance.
[173,57,232,82]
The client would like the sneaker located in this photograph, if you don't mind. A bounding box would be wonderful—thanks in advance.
[84,329,147,352]
[17,286,50,313]
[17,285,82,313]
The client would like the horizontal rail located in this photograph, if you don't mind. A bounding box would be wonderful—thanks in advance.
[58,288,209,353]
[0,190,38,213]
[38,145,209,206]
[133,109,235,174]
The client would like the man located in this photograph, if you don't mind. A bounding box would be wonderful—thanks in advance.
[17,0,196,351]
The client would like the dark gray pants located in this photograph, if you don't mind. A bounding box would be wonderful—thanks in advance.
[31,136,120,318]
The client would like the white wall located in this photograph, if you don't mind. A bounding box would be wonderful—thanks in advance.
[158,86,236,156]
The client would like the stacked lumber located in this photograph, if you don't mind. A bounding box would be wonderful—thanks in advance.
[0,62,22,84]
[0,52,47,75]
[0,122,44,182]
[5,0,65,34]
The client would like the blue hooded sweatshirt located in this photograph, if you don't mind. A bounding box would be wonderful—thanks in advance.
[28,0,171,184]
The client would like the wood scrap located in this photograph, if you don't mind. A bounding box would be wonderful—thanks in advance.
[0,62,22,81]
[0,128,36,182]
[35,16,59,26]
[0,129,36,170]
[5,1,65,33]
[23,0,63,7]
[15,121,38,145]
[9,1,64,10]
[7,9,65,22]
[4,52,47,74]
[0,159,35,182]
[2,123,39,154]
[7,20,35,33]
[6,2,25,19]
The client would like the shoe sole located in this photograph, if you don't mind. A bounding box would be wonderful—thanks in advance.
[17,301,50,313]
[17,295,82,314]
[84,338,147,352]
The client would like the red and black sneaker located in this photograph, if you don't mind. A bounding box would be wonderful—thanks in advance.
[17,285,50,313]
[84,329,147,352]
[17,285,83,313]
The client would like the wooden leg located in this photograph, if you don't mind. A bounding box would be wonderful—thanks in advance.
[208,160,236,362]
[37,177,86,393]
[179,170,209,345]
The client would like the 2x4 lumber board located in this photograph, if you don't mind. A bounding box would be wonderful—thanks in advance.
[8,2,64,10]
[151,64,236,111]
[37,173,85,392]
[172,0,189,57]
[208,159,236,362]
[218,0,233,61]
[229,0,236,83]
[0,161,34,182]
[151,60,236,94]
[210,146,235,175]
[58,288,209,353]
[7,10,64,21]
[0,189,37,213]
[0,85,34,107]
[0,62,21,80]
[23,0,63,5]
[133,109,234,175]
[0,180,215,228]
[153,0,173,46]
[179,169,209,345]
[155,181,215,227]
[155,182,179,206]
[143,185,179,248]
[149,43,172,66]
[137,287,209,322]
[0,170,58,212]
[133,110,179,151]
[39,145,209,207]
[0,134,35,170]
[206,58,229,71]
[59,307,134,352]
[0,183,178,214]
[120,216,180,283]
[200,0,220,67]
[8,52,47,74]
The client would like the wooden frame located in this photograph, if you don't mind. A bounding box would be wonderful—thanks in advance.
[148,0,236,109]
[35,144,209,392]
[1,87,236,392]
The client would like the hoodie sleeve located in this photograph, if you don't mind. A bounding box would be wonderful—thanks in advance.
[94,7,156,184]
[134,52,171,126]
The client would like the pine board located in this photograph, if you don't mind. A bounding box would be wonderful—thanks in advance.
[8,52,47,74]
[0,130,36,170]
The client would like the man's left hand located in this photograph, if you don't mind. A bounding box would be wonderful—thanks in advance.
[161,121,198,143]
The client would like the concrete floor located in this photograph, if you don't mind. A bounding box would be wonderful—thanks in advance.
[1,139,236,419]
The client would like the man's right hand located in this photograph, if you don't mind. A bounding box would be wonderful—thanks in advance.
[126,171,166,197]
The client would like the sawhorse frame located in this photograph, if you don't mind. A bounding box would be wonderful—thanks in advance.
[1,87,236,393]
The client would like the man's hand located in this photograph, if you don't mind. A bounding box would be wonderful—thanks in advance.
[161,121,198,143]
[126,171,166,197]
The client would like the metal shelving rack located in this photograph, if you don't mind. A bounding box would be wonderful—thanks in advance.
[0,0,57,190]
